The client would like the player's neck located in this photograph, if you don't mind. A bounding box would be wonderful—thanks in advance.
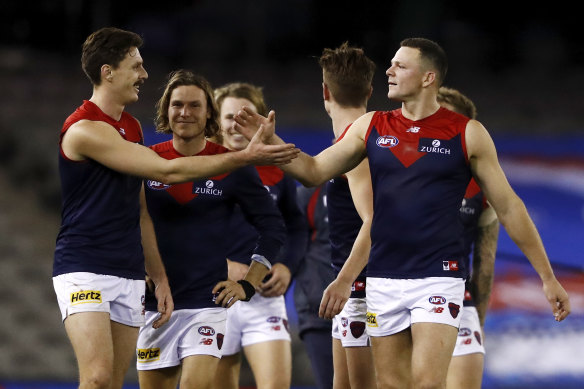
[329,104,367,139]
[172,135,206,156]
[89,88,126,121]
[400,91,440,121]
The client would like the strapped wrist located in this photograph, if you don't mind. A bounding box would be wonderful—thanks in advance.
[237,279,256,302]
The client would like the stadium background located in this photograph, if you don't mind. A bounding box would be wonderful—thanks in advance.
[0,1,582,388]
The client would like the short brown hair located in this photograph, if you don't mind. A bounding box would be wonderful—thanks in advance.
[437,87,477,119]
[81,27,143,86]
[214,82,268,117]
[319,42,376,108]
[154,69,220,137]
[400,37,448,87]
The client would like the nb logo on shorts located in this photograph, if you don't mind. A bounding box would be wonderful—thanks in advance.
[366,312,378,327]
[70,290,102,305]
[136,348,160,363]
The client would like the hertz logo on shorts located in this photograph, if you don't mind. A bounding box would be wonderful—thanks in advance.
[70,290,102,305]
[136,348,161,363]
[366,312,378,327]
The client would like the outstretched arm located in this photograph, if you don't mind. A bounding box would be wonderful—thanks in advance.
[233,107,370,187]
[61,120,299,184]
[319,158,373,319]
[466,120,570,321]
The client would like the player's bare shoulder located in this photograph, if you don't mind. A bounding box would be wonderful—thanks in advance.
[346,111,376,142]
[62,119,120,160]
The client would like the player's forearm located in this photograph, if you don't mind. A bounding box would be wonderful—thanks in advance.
[161,152,248,184]
[337,222,371,285]
[500,200,555,281]
[140,209,169,286]
[278,152,327,187]
[243,260,271,289]
[469,219,499,325]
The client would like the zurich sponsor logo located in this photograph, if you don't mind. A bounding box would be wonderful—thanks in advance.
[376,135,399,148]
[429,295,446,305]
[206,180,214,188]
[198,326,216,336]
[147,180,170,190]
[432,139,441,147]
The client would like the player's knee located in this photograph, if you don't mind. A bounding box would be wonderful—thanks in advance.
[411,377,444,389]
[79,371,113,389]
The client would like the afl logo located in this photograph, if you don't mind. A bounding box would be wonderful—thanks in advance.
[147,180,170,190]
[429,295,446,305]
[458,327,472,336]
[376,135,399,148]
[198,326,216,336]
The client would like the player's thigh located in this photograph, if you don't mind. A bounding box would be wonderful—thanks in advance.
[65,311,114,375]
[370,329,412,389]
[214,352,241,389]
[110,320,139,386]
[244,340,291,389]
[446,353,484,389]
[332,338,350,389]
[411,322,458,385]
[345,346,376,389]
[138,366,181,389]
[180,354,220,389]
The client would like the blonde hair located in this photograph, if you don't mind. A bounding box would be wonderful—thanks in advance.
[437,87,477,119]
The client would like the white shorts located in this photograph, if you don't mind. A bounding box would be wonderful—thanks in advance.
[53,272,145,327]
[222,294,291,356]
[452,306,485,356]
[136,308,226,370]
[366,277,465,337]
[331,297,370,347]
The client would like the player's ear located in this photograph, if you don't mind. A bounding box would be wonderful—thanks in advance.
[101,64,113,82]
[323,82,330,101]
[422,71,436,88]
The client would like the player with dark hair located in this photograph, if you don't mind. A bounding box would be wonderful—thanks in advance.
[52,27,297,389]
[232,37,570,389]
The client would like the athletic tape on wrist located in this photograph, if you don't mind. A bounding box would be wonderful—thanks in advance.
[237,279,256,302]
[251,254,272,269]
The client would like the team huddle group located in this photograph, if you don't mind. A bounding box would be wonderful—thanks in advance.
[51,27,571,389]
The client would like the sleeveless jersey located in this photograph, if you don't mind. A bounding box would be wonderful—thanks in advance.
[227,165,307,275]
[53,100,145,279]
[327,126,368,289]
[144,140,286,310]
[365,107,471,279]
[460,178,488,306]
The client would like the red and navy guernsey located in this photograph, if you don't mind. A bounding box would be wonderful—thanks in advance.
[227,165,308,276]
[460,178,489,306]
[54,100,145,279]
[364,107,471,279]
[326,126,368,297]
[144,140,286,310]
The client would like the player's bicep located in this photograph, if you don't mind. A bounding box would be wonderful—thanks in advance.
[466,121,518,215]
[70,121,165,179]
[312,113,371,178]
